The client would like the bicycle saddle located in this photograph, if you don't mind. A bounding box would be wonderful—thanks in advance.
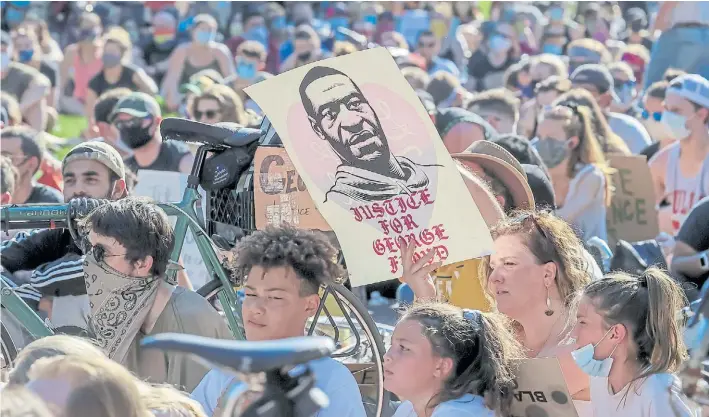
[141,333,335,373]
[160,118,262,148]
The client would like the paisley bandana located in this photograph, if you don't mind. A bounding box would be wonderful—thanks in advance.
[84,252,160,364]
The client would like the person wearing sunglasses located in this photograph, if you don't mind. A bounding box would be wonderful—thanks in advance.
[414,30,460,80]
[189,84,248,126]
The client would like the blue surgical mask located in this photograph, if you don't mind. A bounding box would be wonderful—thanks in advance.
[549,7,564,22]
[17,49,33,63]
[236,60,257,80]
[489,35,511,52]
[662,110,692,140]
[542,44,563,55]
[614,84,636,106]
[195,30,215,44]
[571,327,619,377]
[520,84,535,99]
[271,15,287,31]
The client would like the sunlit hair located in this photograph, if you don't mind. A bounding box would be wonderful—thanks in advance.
[532,54,568,78]
[555,88,631,155]
[137,383,208,417]
[27,355,152,417]
[8,334,105,385]
[480,210,592,309]
[401,302,523,415]
[580,268,688,388]
[543,100,615,207]
[0,386,53,417]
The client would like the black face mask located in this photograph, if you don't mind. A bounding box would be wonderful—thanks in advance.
[118,123,153,149]
[297,51,312,62]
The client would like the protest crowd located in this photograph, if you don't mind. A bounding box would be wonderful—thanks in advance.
[3,1,709,417]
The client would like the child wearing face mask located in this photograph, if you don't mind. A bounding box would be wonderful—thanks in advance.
[385,302,523,417]
[571,268,700,416]
[534,102,614,242]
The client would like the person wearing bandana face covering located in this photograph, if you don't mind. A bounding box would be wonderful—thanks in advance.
[571,269,700,416]
[58,12,104,116]
[80,197,232,391]
[110,92,193,174]
[162,14,235,112]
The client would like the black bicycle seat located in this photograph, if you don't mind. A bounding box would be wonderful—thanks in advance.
[160,118,262,148]
[141,333,335,373]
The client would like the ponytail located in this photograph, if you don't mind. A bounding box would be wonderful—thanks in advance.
[583,267,688,382]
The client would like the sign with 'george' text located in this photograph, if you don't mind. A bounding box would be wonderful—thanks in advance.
[245,48,493,286]
[606,155,659,246]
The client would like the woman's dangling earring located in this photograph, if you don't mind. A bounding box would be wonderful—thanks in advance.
[545,286,555,316]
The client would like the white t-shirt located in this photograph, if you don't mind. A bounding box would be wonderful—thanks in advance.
[191,357,366,417]
[590,373,701,417]
[392,394,493,417]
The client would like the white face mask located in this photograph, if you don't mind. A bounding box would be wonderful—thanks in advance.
[661,110,693,140]
[571,326,619,377]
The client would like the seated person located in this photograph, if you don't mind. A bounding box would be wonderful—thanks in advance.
[467,88,520,134]
[80,197,232,391]
[0,126,62,204]
[191,226,366,417]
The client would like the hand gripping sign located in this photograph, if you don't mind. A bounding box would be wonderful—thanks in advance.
[245,48,492,286]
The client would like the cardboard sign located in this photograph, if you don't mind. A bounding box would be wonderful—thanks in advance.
[606,155,659,245]
[511,358,579,417]
[253,147,331,231]
[134,170,210,288]
[245,48,493,287]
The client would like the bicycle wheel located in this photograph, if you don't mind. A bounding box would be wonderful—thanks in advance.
[196,280,391,417]
[1,321,18,374]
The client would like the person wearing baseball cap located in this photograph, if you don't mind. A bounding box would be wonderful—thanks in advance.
[649,74,709,236]
[110,92,193,174]
[571,64,652,154]
[62,141,127,201]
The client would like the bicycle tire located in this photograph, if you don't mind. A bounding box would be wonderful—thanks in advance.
[195,280,390,417]
[1,321,18,372]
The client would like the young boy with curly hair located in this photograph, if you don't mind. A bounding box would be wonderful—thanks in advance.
[191,226,366,417]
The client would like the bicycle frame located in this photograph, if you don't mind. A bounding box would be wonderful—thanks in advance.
[0,172,245,341]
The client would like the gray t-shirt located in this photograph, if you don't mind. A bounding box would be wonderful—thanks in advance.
[607,112,652,155]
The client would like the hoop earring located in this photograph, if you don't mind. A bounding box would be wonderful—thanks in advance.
[545,287,554,317]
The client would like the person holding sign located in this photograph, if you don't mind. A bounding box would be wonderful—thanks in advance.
[534,101,614,242]
[649,74,709,236]
[572,268,700,416]
[384,302,523,417]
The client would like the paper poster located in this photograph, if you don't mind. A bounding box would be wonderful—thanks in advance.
[245,47,492,286]
[134,170,210,288]
[253,147,331,231]
[606,155,659,246]
[511,358,579,417]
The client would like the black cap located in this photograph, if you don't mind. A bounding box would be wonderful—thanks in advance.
[523,164,556,211]
[571,64,619,101]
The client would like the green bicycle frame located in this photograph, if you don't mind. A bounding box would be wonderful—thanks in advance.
[0,189,246,341]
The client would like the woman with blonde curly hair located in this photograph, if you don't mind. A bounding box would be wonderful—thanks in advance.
[402,210,594,416]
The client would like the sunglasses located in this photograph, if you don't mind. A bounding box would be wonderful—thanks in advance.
[515,212,557,263]
[641,109,662,121]
[84,241,127,263]
[195,109,221,119]
[113,117,148,130]
[418,42,435,48]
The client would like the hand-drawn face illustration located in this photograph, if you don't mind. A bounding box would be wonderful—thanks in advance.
[299,66,436,203]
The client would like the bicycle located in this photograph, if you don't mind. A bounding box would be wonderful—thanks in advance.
[141,332,335,417]
[0,118,389,417]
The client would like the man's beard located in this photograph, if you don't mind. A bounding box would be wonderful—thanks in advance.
[67,184,115,202]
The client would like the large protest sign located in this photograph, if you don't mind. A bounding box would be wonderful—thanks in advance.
[245,47,493,286]
[254,146,331,231]
[606,155,659,245]
[511,358,579,417]
[134,170,210,288]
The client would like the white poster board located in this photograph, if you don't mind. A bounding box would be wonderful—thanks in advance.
[134,170,210,288]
